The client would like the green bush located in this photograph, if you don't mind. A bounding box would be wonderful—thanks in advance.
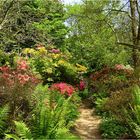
[100,117,128,139]
[95,97,108,115]
[123,85,140,138]
[23,47,81,84]
[32,84,80,124]
[0,50,16,67]
[0,105,9,138]
[104,88,132,122]
[89,66,134,97]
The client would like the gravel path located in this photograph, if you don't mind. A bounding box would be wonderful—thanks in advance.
[73,104,102,140]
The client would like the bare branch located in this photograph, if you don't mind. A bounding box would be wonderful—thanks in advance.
[105,21,119,42]
[104,1,129,19]
[117,42,134,47]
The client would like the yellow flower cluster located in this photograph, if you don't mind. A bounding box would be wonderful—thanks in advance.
[58,60,66,65]
[46,68,53,74]
[51,53,61,59]
[22,48,36,55]
[76,63,87,72]
[37,47,47,54]
[23,47,47,56]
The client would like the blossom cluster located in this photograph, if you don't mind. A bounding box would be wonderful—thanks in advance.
[17,60,29,71]
[50,82,75,96]
[115,64,134,71]
[79,80,86,91]
[50,48,60,54]
[115,64,125,70]
[0,59,39,86]
[76,63,87,73]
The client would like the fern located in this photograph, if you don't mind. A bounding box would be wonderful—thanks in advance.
[124,85,140,138]
[31,85,76,139]
[55,127,80,139]
[0,105,9,136]
[134,123,140,139]
[6,85,78,139]
[31,86,50,138]
[5,121,32,140]
[133,85,140,105]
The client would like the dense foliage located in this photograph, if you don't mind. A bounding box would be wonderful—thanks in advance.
[1,0,140,139]
[0,0,67,51]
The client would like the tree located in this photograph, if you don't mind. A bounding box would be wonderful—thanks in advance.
[129,0,140,67]
[99,0,140,68]
[0,0,67,51]
[65,0,129,70]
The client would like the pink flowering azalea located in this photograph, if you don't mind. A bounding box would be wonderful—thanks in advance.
[0,65,10,72]
[17,74,30,85]
[50,82,75,96]
[115,64,125,70]
[0,60,39,87]
[2,73,10,79]
[17,60,29,71]
[67,86,74,96]
[50,49,60,53]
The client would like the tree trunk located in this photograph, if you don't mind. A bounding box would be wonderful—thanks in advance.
[130,0,139,68]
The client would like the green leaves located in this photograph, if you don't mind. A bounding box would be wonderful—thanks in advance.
[133,85,140,105]
[66,0,129,71]
[0,105,9,136]
[5,121,32,140]
[30,84,77,139]
[0,0,67,50]
[100,118,128,139]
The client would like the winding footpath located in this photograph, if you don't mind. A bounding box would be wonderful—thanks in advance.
[73,103,102,139]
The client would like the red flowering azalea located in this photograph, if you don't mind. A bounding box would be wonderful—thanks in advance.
[79,80,86,91]
[50,82,75,96]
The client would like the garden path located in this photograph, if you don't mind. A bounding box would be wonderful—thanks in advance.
[73,102,102,139]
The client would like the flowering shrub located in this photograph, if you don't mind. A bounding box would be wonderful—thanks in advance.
[115,64,125,70]
[76,63,87,73]
[76,80,86,91]
[17,60,29,71]
[50,48,60,53]
[0,59,38,86]
[22,46,86,84]
[50,82,75,96]
[115,64,133,71]
[79,80,86,90]
[0,59,39,119]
